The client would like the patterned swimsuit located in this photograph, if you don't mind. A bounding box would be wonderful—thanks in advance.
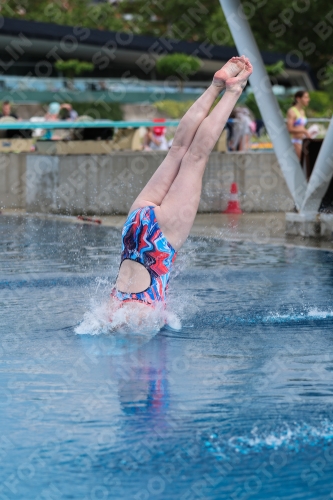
[111,206,177,306]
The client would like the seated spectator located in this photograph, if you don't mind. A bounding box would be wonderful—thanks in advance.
[60,103,78,121]
[43,102,62,140]
[45,102,60,122]
[0,101,30,139]
[143,119,168,151]
[0,101,18,119]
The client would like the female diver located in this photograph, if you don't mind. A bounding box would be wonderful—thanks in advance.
[109,56,253,329]
[287,90,311,159]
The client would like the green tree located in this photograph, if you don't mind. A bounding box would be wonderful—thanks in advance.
[119,0,229,43]
[307,91,333,117]
[0,0,124,31]
[54,59,94,78]
[68,102,123,120]
[3,0,333,79]
[265,61,285,77]
[321,66,333,99]
[119,0,333,77]
[156,53,201,90]
[153,100,195,118]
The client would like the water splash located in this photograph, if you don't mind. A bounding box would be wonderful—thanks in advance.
[196,307,333,328]
[263,308,333,324]
[74,277,184,336]
[75,299,171,336]
[229,421,333,454]
[205,420,333,458]
[308,307,333,319]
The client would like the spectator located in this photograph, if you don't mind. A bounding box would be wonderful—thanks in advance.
[45,102,60,122]
[0,101,27,139]
[230,106,255,151]
[143,119,168,151]
[255,118,265,137]
[43,102,61,140]
[0,101,18,119]
[226,109,236,150]
[60,103,78,121]
[287,90,311,159]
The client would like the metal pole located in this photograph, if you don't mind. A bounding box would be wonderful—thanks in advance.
[301,116,333,213]
[219,0,307,210]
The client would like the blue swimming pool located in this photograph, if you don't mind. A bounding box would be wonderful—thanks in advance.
[1,215,333,499]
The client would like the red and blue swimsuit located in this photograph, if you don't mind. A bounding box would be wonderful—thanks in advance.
[111,206,177,306]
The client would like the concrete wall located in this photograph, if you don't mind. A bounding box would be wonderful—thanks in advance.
[1,151,294,214]
[238,153,295,212]
[0,153,26,209]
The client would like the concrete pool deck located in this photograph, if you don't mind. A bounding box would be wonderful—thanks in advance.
[3,209,333,252]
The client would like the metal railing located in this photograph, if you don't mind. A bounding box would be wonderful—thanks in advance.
[0,120,180,130]
[0,117,329,131]
[0,76,306,96]
[0,76,208,94]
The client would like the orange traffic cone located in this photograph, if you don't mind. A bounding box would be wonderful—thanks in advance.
[223,182,242,214]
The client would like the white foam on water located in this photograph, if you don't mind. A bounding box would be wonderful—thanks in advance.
[75,299,176,336]
[228,420,333,454]
[74,242,201,337]
[164,310,182,331]
[263,307,333,324]
[308,307,333,319]
[74,276,187,336]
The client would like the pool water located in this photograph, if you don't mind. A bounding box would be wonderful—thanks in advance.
[1,215,333,500]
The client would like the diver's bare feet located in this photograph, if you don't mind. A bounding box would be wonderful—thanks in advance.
[225,58,253,94]
[212,56,246,88]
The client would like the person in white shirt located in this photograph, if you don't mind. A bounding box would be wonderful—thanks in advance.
[143,120,168,151]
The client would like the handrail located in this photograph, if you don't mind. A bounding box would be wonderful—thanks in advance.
[284,117,332,123]
[0,117,330,130]
[0,120,181,130]
[0,75,210,90]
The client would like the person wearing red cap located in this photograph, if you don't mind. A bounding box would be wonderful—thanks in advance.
[109,56,253,329]
[143,119,168,151]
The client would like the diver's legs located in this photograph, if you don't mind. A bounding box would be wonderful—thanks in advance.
[155,59,253,250]
[130,57,246,212]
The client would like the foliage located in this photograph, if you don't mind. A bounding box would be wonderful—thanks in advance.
[54,59,94,78]
[155,89,333,122]
[243,92,290,118]
[153,100,195,119]
[2,0,333,78]
[276,96,293,116]
[265,61,285,77]
[307,91,333,117]
[54,102,123,120]
[321,65,333,99]
[119,0,333,76]
[243,92,261,119]
[156,54,201,89]
[0,0,125,31]
[119,0,230,44]
[323,65,333,84]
